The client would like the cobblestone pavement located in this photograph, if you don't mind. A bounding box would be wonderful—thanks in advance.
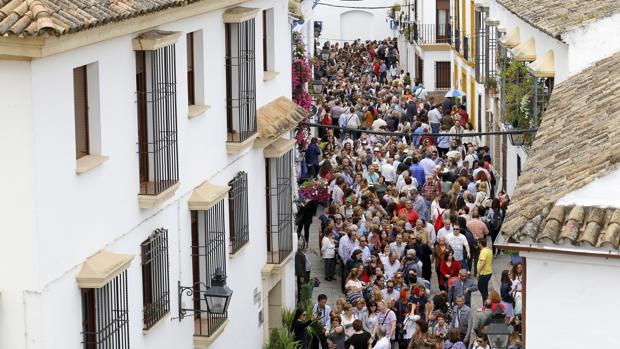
[305,217,510,310]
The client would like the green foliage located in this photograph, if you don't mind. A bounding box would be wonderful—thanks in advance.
[389,3,401,18]
[264,328,301,349]
[484,76,497,89]
[500,60,532,128]
[281,308,296,330]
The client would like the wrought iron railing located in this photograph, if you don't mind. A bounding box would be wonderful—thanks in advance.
[136,45,180,196]
[414,23,452,44]
[141,228,170,330]
[228,172,249,253]
[179,201,228,336]
[266,150,294,264]
[225,19,257,143]
[81,271,130,349]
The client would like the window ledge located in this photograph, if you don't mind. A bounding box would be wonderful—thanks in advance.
[229,243,249,258]
[188,104,210,119]
[142,312,170,335]
[226,133,258,154]
[261,251,294,278]
[76,155,109,175]
[263,70,280,81]
[193,320,229,349]
[138,182,180,209]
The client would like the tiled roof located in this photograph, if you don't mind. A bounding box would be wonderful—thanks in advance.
[508,205,620,250]
[496,0,620,40]
[501,51,620,249]
[0,0,199,36]
[257,96,307,140]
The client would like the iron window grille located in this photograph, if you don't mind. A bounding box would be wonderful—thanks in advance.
[81,271,130,349]
[486,24,498,80]
[135,45,179,196]
[141,228,170,330]
[475,9,488,81]
[415,54,424,84]
[435,62,451,90]
[178,201,228,336]
[454,29,461,53]
[228,171,250,254]
[498,45,510,118]
[531,76,554,128]
[225,19,257,143]
[266,150,294,264]
[463,36,470,61]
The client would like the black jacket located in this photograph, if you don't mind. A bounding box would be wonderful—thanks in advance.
[295,250,307,278]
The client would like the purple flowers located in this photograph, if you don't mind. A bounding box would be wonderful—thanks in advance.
[297,178,330,205]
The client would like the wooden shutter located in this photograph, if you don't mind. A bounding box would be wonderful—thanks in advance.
[187,32,195,106]
[73,66,89,159]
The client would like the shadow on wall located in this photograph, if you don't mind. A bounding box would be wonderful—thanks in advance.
[340,10,374,41]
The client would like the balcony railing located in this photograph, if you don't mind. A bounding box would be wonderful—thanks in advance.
[414,23,452,44]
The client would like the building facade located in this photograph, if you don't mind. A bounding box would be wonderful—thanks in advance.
[0,1,302,348]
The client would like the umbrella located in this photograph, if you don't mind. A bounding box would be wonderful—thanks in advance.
[444,89,466,97]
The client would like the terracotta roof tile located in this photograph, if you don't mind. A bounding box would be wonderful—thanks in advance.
[257,96,307,140]
[501,52,620,251]
[497,0,620,40]
[0,0,205,36]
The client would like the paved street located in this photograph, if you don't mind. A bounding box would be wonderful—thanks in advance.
[306,216,510,310]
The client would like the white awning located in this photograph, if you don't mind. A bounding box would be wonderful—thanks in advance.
[77,250,133,288]
[528,50,555,78]
[264,138,295,158]
[499,26,520,48]
[132,30,182,51]
[188,182,230,211]
[223,7,260,23]
[511,37,536,62]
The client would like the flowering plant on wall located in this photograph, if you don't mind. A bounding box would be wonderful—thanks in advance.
[297,178,330,206]
[291,31,312,152]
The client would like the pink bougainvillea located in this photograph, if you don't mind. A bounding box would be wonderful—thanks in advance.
[297,178,330,205]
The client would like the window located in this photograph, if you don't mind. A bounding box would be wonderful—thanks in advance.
[141,228,170,330]
[266,150,293,263]
[73,63,101,161]
[262,9,275,72]
[478,94,482,133]
[135,44,179,197]
[187,32,195,106]
[435,61,451,89]
[517,155,522,177]
[81,272,130,349]
[228,172,249,253]
[415,54,424,84]
[225,19,257,143]
[190,201,228,336]
[475,9,488,81]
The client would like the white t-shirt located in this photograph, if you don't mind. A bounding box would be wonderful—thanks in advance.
[446,232,468,261]
[373,337,391,349]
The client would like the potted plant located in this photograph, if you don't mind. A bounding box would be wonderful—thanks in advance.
[388,3,401,19]
[485,76,497,94]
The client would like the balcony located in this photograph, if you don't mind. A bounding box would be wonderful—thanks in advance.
[412,23,452,45]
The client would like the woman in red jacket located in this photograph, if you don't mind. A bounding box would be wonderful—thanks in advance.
[439,250,461,290]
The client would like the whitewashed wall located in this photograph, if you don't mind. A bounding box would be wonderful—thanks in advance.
[523,251,620,349]
[0,0,296,348]
[313,0,397,42]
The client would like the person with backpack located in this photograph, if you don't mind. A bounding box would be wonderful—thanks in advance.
[486,198,503,256]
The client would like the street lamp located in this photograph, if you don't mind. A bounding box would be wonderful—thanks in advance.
[311,79,325,95]
[320,48,330,61]
[508,132,526,146]
[203,268,233,314]
[486,313,513,349]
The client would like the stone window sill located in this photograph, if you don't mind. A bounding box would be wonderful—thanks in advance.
[138,182,180,209]
[188,104,210,119]
[76,155,109,175]
[226,133,257,154]
[193,320,229,348]
[263,70,279,81]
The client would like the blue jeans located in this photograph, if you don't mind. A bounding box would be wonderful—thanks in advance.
[431,122,440,143]
[459,259,468,271]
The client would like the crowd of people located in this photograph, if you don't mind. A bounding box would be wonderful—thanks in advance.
[293,38,524,349]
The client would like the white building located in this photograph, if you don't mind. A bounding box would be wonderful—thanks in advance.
[497,50,620,348]
[0,1,303,348]
[313,0,398,42]
[482,0,620,195]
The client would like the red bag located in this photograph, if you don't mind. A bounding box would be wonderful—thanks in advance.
[434,208,444,232]
[322,113,332,125]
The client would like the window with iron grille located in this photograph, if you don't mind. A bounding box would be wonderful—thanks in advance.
[228,172,249,253]
[135,45,179,196]
[463,36,470,61]
[81,272,130,349]
[486,24,498,80]
[531,76,554,127]
[435,62,451,90]
[225,19,257,143]
[415,54,424,84]
[475,9,488,81]
[141,228,170,330]
[266,150,293,264]
[190,201,228,336]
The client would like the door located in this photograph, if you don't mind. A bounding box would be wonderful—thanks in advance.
[435,62,451,89]
[436,0,450,43]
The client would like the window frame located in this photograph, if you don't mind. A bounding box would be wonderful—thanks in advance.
[187,32,195,106]
[228,172,250,254]
[266,150,294,264]
[73,65,90,159]
[141,228,171,330]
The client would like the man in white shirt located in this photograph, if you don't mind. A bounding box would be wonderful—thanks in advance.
[383,252,401,280]
[380,158,397,184]
[446,225,471,268]
[420,155,437,177]
[436,217,453,241]
[373,325,391,349]
[382,280,400,303]
[428,105,443,137]
[331,177,345,204]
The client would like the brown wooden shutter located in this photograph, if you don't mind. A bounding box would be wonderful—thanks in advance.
[187,32,195,106]
[73,66,89,159]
